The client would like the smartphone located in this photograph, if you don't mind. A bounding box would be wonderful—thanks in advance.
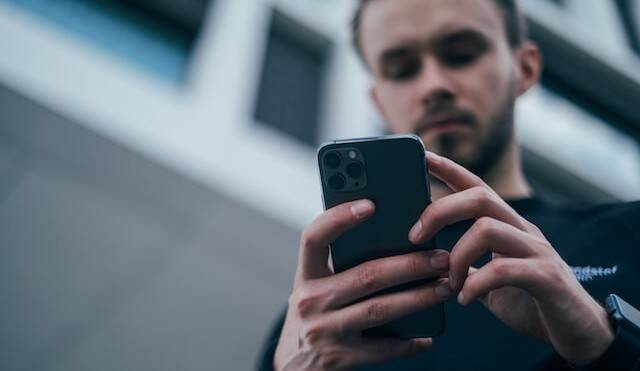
[317,134,445,338]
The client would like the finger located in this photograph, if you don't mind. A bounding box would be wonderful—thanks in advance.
[462,267,489,307]
[326,278,451,334]
[326,249,450,308]
[457,258,537,305]
[409,186,528,244]
[298,199,374,280]
[426,150,487,192]
[449,217,540,290]
[350,337,432,366]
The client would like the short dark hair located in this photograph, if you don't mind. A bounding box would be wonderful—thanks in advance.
[351,0,528,63]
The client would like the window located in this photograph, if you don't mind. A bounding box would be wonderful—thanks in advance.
[254,11,332,146]
[517,85,640,202]
[4,0,211,84]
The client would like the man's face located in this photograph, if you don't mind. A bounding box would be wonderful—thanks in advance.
[361,0,521,176]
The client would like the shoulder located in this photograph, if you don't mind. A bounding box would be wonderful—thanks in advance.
[528,199,640,254]
[580,200,640,234]
[550,200,640,262]
[520,198,640,237]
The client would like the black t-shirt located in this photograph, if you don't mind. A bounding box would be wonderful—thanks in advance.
[257,197,640,370]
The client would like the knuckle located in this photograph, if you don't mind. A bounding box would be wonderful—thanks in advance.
[300,320,328,346]
[473,217,500,239]
[539,259,566,283]
[292,287,323,318]
[299,229,318,251]
[424,203,443,226]
[469,186,493,207]
[462,273,477,293]
[492,259,515,278]
[366,301,389,323]
[410,289,430,307]
[525,219,543,235]
[317,347,346,370]
[406,254,425,276]
[406,255,422,276]
[356,264,380,291]
[533,235,554,256]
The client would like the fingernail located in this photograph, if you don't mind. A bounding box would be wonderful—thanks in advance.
[448,273,456,290]
[426,151,442,163]
[351,200,373,219]
[413,338,433,348]
[457,291,465,305]
[430,252,448,269]
[435,283,451,298]
[409,220,422,242]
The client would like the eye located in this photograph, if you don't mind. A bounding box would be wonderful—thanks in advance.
[440,43,487,68]
[442,51,479,67]
[382,56,421,81]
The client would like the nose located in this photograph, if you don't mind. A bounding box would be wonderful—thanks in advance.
[416,56,457,109]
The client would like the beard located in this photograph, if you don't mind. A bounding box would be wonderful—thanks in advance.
[414,85,517,179]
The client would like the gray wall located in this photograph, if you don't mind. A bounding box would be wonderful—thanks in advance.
[0,84,298,371]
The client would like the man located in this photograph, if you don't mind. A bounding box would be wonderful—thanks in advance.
[258,0,640,370]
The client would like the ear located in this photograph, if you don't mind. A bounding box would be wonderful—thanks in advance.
[369,85,389,122]
[515,41,543,96]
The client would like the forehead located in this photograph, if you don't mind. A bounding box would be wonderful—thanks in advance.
[360,0,506,64]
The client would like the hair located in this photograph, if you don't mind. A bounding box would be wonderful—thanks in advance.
[351,0,528,63]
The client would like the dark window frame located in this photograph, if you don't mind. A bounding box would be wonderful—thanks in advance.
[527,16,640,140]
[253,9,333,146]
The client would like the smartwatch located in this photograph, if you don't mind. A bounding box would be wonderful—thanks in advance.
[600,294,640,369]
[606,295,640,340]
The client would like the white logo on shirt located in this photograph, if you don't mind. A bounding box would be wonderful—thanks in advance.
[570,265,618,282]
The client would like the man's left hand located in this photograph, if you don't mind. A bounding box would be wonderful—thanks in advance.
[409,151,614,366]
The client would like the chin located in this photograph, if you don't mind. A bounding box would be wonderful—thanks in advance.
[424,133,470,156]
[431,142,477,169]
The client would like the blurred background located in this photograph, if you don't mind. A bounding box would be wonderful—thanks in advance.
[0,0,639,370]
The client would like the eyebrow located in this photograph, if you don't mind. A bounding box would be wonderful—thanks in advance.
[434,29,490,49]
[379,44,420,65]
[378,28,491,64]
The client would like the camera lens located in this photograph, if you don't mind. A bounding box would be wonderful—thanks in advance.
[346,162,364,179]
[328,174,346,190]
[324,152,342,169]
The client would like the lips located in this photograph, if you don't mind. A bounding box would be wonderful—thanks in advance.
[420,116,470,135]
[413,107,476,138]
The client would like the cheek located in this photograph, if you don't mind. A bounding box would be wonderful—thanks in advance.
[376,84,419,132]
[460,59,512,123]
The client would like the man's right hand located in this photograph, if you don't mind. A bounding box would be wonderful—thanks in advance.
[273,199,452,371]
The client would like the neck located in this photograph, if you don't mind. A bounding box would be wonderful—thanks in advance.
[430,139,532,201]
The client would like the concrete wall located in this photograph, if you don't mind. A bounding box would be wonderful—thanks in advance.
[0,85,298,371]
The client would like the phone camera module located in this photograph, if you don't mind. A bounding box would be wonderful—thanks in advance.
[346,162,364,179]
[328,174,346,190]
[324,152,342,169]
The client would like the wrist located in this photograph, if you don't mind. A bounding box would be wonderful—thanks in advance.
[566,303,615,366]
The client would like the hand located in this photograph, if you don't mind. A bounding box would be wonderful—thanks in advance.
[274,200,452,371]
[408,151,614,366]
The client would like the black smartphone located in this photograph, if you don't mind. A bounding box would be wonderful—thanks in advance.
[317,134,445,339]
